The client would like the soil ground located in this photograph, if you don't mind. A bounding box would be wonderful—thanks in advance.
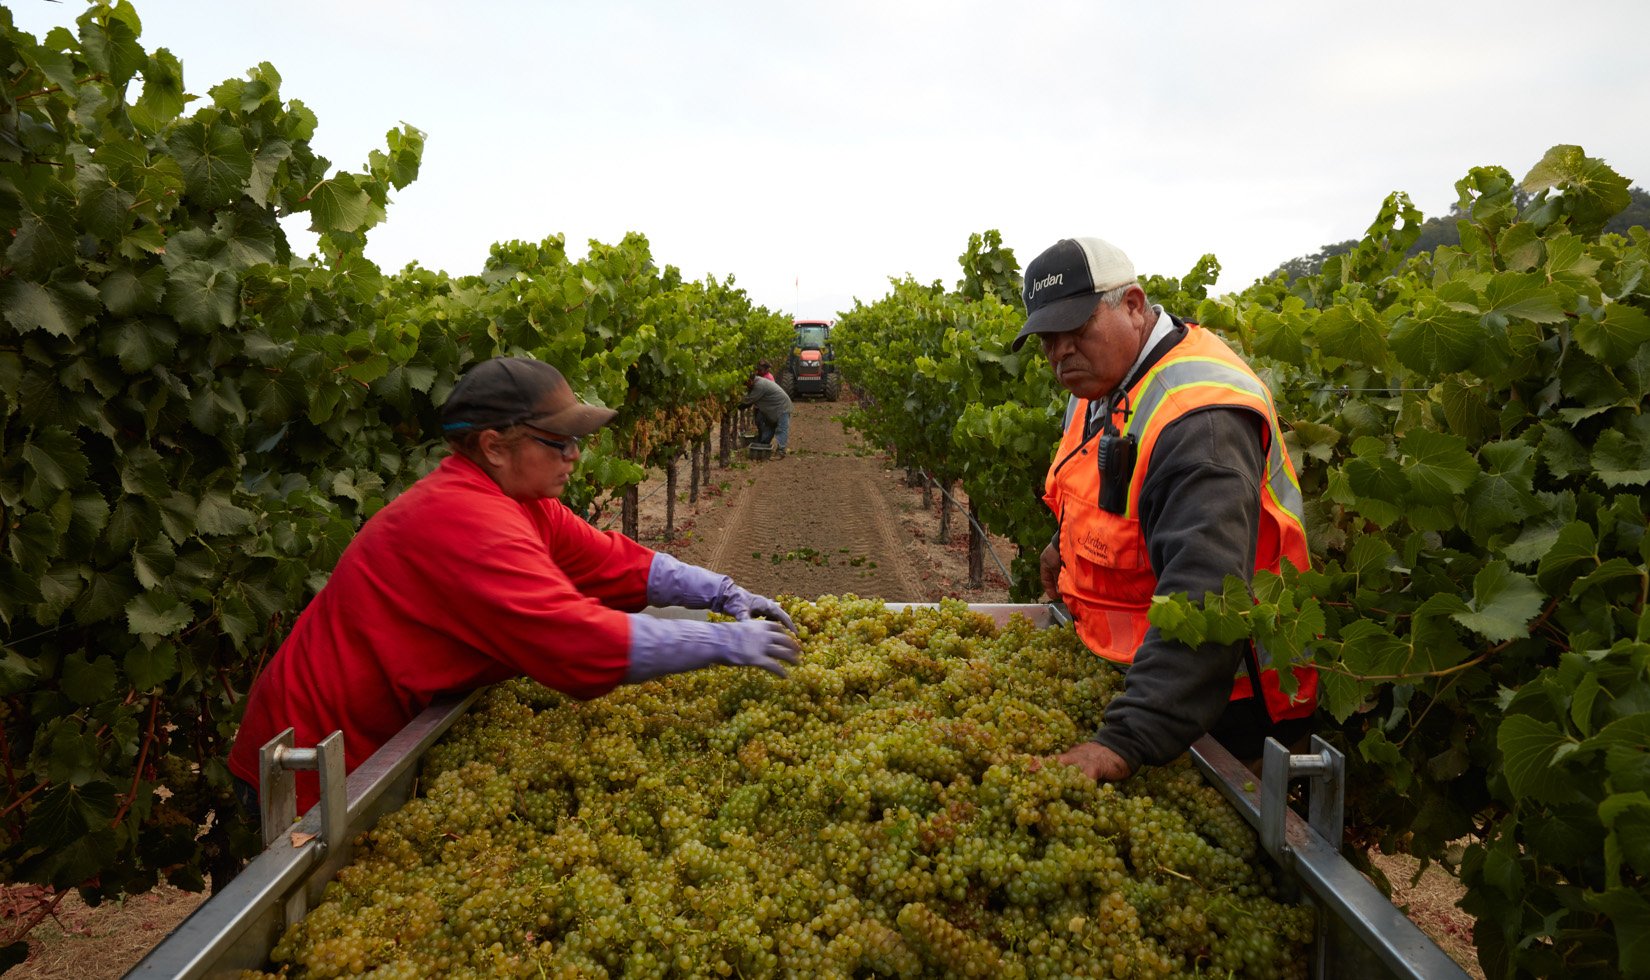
[4,396,1480,978]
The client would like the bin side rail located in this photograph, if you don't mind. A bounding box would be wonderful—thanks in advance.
[1190,734,1471,980]
[127,691,482,979]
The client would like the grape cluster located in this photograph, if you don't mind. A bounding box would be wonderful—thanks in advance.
[251,596,1312,978]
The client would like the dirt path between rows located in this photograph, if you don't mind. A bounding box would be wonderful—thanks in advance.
[630,397,1010,603]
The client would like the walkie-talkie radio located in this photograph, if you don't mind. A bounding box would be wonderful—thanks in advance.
[1096,391,1137,515]
[1097,432,1136,514]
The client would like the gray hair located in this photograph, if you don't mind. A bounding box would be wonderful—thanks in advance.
[1097,282,1139,309]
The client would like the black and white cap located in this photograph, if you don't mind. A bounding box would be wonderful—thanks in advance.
[1010,237,1137,351]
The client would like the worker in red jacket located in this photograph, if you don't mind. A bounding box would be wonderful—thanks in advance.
[1013,237,1318,782]
[228,357,799,813]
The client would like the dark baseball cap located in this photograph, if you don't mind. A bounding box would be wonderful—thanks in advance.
[1010,237,1138,352]
[440,357,616,437]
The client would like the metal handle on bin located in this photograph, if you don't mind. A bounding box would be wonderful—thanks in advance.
[1260,734,1345,863]
[258,729,346,852]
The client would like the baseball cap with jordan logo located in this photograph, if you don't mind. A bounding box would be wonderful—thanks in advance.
[1010,237,1138,351]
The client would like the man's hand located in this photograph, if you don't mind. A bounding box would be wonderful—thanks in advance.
[1040,542,1062,600]
[1056,741,1133,782]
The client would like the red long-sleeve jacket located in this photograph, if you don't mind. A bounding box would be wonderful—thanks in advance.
[227,454,654,812]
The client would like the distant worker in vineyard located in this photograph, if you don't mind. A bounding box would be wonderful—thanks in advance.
[228,356,799,815]
[742,368,793,459]
[1011,237,1318,782]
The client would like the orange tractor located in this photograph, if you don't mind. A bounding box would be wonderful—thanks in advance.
[779,318,842,401]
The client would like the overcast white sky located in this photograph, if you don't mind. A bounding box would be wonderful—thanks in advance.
[11,1,1650,320]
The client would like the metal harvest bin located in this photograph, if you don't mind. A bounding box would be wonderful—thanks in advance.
[129,604,1469,980]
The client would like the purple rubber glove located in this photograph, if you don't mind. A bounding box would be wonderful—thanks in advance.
[717,585,796,632]
[646,553,795,631]
[624,614,801,684]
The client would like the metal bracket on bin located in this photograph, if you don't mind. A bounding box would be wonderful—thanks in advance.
[258,728,346,852]
[1261,734,1345,863]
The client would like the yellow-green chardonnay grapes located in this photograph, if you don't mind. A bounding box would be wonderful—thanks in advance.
[250,597,1311,979]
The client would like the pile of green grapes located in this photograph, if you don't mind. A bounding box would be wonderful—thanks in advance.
[256,597,1311,979]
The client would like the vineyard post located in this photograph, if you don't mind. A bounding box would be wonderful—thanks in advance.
[622,486,640,539]
[688,440,701,506]
[664,451,680,542]
[967,501,985,589]
[937,479,954,545]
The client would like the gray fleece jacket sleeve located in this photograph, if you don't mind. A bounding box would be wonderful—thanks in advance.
[1091,407,1266,771]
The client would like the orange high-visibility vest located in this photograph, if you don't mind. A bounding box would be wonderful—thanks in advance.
[1042,324,1317,722]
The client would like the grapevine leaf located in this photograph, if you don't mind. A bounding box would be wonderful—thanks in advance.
[213,211,283,268]
[1337,619,1408,679]
[22,428,90,492]
[73,570,135,626]
[75,164,136,239]
[196,491,254,535]
[164,260,240,331]
[0,647,40,697]
[22,781,115,850]
[167,119,253,207]
[1287,419,1340,463]
[307,174,376,234]
[1314,302,1390,369]
[219,592,257,649]
[1598,793,1650,881]
[1464,441,1540,540]
[1346,533,1396,586]
[1583,711,1650,756]
[131,48,187,130]
[118,445,171,498]
[125,591,194,637]
[1316,668,1365,723]
[1483,272,1567,325]
[1571,558,1644,598]
[1583,888,1650,977]
[1521,145,1633,235]
[1497,714,1582,804]
[1411,596,1472,673]
[104,316,180,372]
[1536,422,1590,480]
[8,199,79,281]
[1591,418,1650,487]
[1,279,99,339]
[1147,595,1205,647]
[1574,303,1650,365]
[1452,561,1543,643]
[1343,441,1408,511]
[81,14,146,86]
[1389,303,1479,375]
[1251,311,1308,365]
[133,537,175,590]
[1571,670,1602,736]
[19,827,120,891]
[98,265,168,317]
[37,563,87,624]
[1471,828,1518,897]
[159,492,198,542]
[125,644,178,691]
[60,651,117,707]
[1401,430,1480,503]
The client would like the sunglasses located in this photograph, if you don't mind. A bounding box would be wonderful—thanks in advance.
[520,422,581,460]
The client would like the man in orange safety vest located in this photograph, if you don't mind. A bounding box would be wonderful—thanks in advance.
[1013,237,1318,782]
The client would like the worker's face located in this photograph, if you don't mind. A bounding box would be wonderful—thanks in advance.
[480,425,581,502]
[1038,286,1153,401]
